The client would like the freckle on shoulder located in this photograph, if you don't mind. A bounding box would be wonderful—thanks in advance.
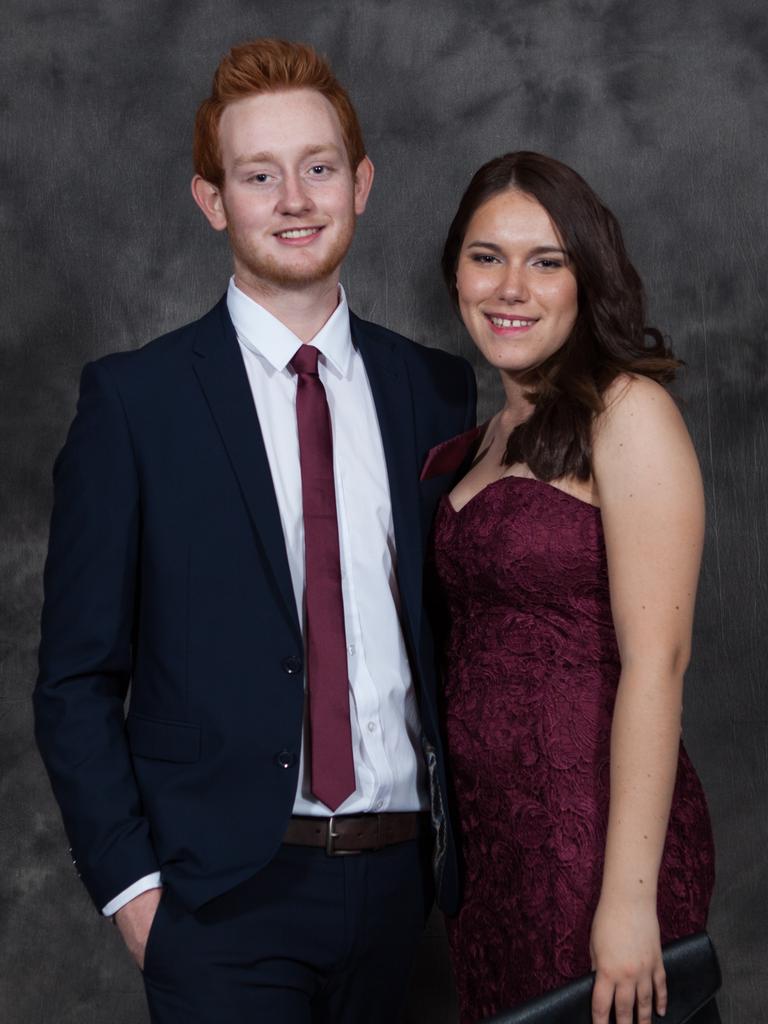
[598,374,677,439]
[603,372,668,409]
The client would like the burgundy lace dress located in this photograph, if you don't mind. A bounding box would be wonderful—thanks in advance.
[430,474,715,1024]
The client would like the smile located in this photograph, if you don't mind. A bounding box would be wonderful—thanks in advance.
[275,227,323,240]
[485,314,538,329]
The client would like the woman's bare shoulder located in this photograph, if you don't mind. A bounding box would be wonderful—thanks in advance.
[596,373,683,446]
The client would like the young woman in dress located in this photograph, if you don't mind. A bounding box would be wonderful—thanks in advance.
[429,152,715,1024]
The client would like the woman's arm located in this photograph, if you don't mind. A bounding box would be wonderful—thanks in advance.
[589,374,705,1024]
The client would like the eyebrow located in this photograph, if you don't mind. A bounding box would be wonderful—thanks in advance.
[466,241,569,257]
[233,144,342,168]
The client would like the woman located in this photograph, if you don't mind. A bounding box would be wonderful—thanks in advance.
[428,152,715,1024]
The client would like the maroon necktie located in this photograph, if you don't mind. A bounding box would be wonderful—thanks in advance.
[290,344,355,810]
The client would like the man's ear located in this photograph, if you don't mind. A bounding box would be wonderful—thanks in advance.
[353,156,375,216]
[191,175,228,231]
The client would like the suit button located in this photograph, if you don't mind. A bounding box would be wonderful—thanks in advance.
[275,750,296,768]
[282,655,302,675]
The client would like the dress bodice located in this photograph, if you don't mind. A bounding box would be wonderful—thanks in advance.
[430,473,715,1021]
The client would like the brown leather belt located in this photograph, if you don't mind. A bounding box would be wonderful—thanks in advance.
[284,812,427,855]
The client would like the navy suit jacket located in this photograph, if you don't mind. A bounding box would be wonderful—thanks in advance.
[34,296,476,915]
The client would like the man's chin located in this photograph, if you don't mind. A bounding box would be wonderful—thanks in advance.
[234,240,352,292]
[249,264,340,290]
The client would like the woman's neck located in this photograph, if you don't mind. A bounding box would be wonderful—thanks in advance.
[498,375,534,431]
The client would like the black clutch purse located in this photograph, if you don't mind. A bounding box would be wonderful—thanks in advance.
[481,932,721,1024]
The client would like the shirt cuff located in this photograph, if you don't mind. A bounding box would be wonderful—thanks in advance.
[102,872,163,917]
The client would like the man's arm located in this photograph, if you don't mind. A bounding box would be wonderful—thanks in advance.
[34,359,160,911]
[102,873,163,916]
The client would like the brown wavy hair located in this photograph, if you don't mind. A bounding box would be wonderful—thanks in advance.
[441,151,681,481]
[194,39,366,189]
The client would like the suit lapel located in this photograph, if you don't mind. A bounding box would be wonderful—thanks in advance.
[190,299,300,640]
[352,314,423,651]
[189,302,424,649]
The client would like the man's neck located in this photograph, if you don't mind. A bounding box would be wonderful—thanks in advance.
[233,272,342,343]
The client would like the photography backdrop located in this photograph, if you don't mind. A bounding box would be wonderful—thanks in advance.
[2,1,766,1021]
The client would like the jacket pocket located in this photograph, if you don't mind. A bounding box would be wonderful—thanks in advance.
[126,712,201,763]
[141,887,168,976]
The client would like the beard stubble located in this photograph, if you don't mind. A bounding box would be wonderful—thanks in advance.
[226,213,356,291]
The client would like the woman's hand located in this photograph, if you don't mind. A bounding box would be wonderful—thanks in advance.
[589,896,667,1024]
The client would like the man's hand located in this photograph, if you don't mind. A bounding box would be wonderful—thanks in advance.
[114,887,164,971]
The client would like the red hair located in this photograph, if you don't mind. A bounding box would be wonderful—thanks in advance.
[193,38,366,188]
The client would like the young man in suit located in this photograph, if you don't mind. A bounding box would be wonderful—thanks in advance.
[34,38,475,1022]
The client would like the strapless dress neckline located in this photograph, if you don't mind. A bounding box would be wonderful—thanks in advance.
[443,473,600,516]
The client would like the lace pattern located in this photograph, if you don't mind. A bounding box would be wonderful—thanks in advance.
[430,478,715,1023]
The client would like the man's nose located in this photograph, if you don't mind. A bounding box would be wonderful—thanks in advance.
[276,173,313,215]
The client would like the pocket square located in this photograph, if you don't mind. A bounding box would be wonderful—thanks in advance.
[420,425,483,481]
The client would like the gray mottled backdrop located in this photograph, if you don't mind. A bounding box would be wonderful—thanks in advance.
[2,1,766,1021]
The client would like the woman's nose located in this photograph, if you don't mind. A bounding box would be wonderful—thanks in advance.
[497,265,529,303]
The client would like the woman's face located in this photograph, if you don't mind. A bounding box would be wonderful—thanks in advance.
[456,189,578,377]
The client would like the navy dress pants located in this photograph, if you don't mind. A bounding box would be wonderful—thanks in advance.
[141,837,433,1023]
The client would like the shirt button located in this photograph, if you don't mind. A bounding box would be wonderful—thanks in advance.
[374,800,384,810]
[275,750,296,768]
[367,721,376,733]
[281,656,303,675]
[347,643,356,656]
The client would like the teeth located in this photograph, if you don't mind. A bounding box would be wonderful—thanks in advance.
[277,228,319,238]
[489,316,535,328]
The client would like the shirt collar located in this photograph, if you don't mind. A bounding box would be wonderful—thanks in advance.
[226,276,353,377]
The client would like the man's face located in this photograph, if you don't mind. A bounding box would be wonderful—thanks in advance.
[193,88,373,296]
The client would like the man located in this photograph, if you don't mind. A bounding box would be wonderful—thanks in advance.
[34,38,475,1023]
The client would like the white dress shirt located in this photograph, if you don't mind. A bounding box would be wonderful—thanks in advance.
[103,280,427,915]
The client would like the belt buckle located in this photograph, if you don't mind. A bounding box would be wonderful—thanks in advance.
[325,815,361,856]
